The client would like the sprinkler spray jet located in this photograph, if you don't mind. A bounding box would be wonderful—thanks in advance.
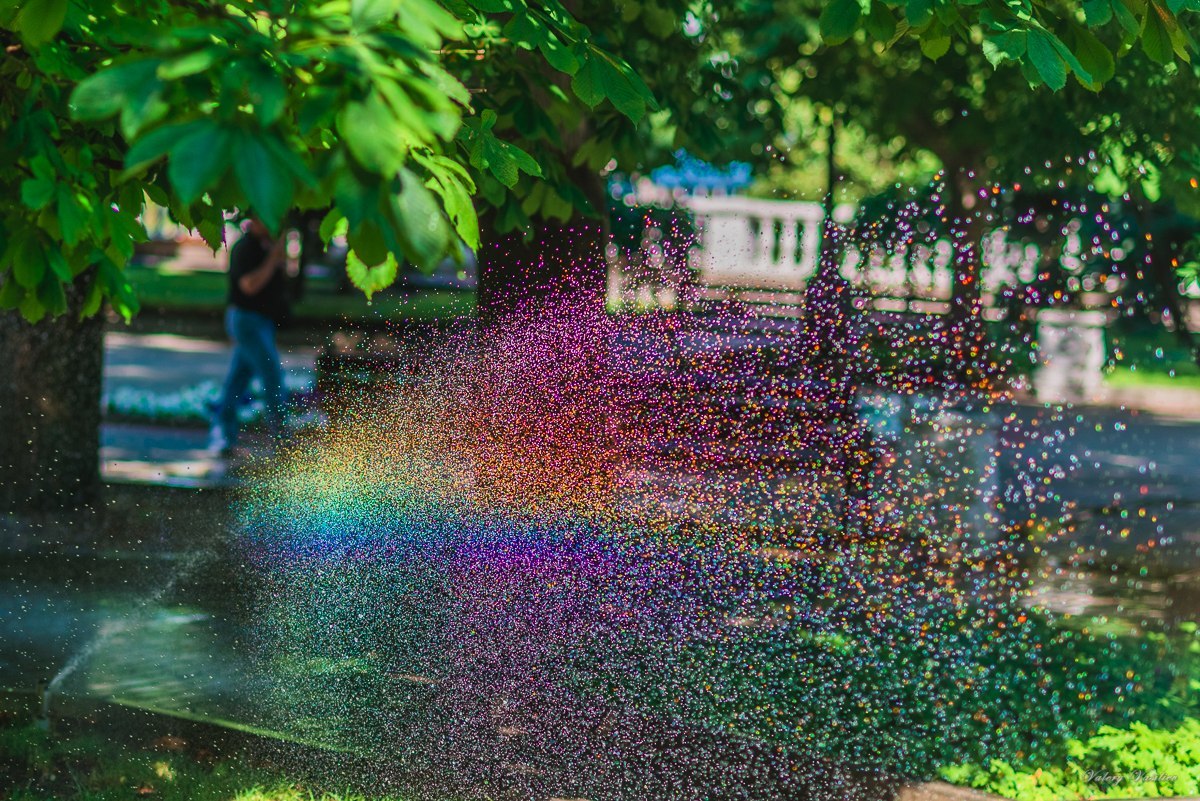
[34,677,50,732]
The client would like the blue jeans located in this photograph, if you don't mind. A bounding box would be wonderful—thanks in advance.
[215,306,284,446]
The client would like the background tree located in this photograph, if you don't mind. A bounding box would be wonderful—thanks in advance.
[718,0,1200,381]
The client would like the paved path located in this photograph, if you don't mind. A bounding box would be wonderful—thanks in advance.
[99,331,1200,522]
[1005,404,1200,513]
[104,330,316,395]
[101,331,317,487]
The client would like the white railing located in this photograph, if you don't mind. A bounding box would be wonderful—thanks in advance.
[684,196,830,289]
[607,195,1077,311]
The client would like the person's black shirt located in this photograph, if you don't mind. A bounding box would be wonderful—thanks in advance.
[228,234,289,322]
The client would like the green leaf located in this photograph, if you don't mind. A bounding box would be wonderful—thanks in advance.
[570,54,605,107]
[1084,0,1114,24]
[37,272,67,316]
[416,60,473,108]
[345,249,398,300]
[20,177,55,210]
[393,167,452,269]
[106,208,146,264]
[56,186,90,248]
[539,33,580,74]
[377,77,440,144]
[482,136,542,188]
[1142,2,1175,64]
[402,0,464,46]
[71,61,160,121]
[820,0,863,44]
[124,121,205,172]
[337,94,405,172]
[196,218,224,251]
[1027,29,1068,90]
[157,49,219,80]
[319,208,346,244]
[540,185,573,221]
[347,220,390,267]
[251,76,288,125]
[298,89,339,135]
[1073,26,1115,85]
[494,196,530,233]
[1045,28,1094,84]
[352,0,397,29]
[571,47,656,121]
[463,0,512,10]
[1113,0,1140,34]
[520,181,549,215]
[79,273,104,318]
[864,2,897,41]
[27,154,54,181]
[19,291,46,323]
[10,234,46,290]
[333,170,376,231]
[920,28,952,59]
[119,88,169,139]
[235,134,293,232]
[167,122,234,204]
[100,259,138,322]
[906,0,934,28]
[145,184,169,208]
[982,30,1027,67]
[0,274,26,310]
[414,150,479,250]
[45,247,71,283]
[642,4,677,38]
[261,135,317,188]
[16,0,66,47]
[502,12,542,49]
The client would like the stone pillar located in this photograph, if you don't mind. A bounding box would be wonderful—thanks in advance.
[1034,309,1108,404]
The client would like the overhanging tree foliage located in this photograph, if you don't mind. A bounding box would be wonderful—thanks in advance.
[1,0,1195,509]
[715,0,1200,383]
[3,0,1195,320]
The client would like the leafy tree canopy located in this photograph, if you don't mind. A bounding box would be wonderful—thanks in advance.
[1,0,1195,321]
[0,0,685,319]
[813,0,1198,89]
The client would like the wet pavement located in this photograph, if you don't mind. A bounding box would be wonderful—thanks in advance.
[11,401,1200,709]
[105,330,316,396]
[3,330,1198,796]
[101,330,318,487]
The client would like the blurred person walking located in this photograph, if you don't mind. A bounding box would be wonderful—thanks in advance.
[210,218,290,455]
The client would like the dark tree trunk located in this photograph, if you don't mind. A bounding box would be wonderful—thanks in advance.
[945,165,989,392]
[1134,199,1200,370]
[0,276,105,512]
[476,219,608,322]
[475,165,609,323]
[291,209,326,303]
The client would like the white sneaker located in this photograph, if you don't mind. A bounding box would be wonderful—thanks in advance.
[206,426,232,457]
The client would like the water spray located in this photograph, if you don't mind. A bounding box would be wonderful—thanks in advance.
[34,677,50,732]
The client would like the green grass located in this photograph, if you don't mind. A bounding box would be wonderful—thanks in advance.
[1104,325,1200,389]
[1104,368,1200,390]
[127,264,474,324]
[941,718,1200,799]
[991,319,1200,389]
[0,718,414,801]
